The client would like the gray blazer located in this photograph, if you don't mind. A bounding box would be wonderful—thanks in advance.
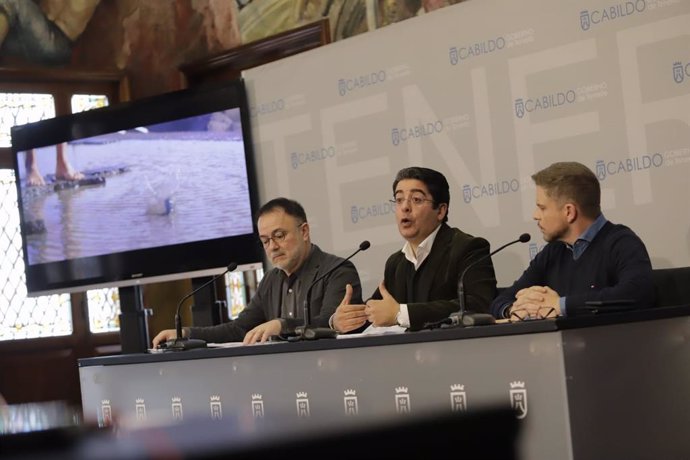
[188,244,363,342]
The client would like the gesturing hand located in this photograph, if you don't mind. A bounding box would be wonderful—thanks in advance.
[332,284,368,333]
[366,281,399,327]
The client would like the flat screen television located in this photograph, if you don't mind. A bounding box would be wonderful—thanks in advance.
[11,79,262,297]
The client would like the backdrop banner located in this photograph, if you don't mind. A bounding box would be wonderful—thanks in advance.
[244,0,690,297]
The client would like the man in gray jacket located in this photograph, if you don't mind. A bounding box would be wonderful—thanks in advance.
[152,197,363,345]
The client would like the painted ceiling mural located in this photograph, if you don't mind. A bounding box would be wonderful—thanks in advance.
[0,0,241,98]
[237,0,466,43]
[0,0,462,98]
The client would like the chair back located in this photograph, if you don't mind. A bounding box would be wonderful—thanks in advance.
[652,267,690,307]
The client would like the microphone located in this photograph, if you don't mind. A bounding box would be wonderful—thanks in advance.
[166,262,238,351]
[444,233,531,327]
[294,241,370,340]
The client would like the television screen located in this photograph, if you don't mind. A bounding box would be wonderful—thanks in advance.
[11,79,262,296]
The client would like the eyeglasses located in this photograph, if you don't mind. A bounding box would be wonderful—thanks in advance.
[389,195,435,207]
[510,306,556,322]
[258,223,305,248]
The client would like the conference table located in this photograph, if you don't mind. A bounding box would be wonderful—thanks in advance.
[79,306,690,460]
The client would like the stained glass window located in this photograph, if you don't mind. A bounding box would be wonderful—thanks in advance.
[225,268,263,319]
[0,169,71,341]
[0,91,118,340]
[0,93,55,148]
[71,94,109,113]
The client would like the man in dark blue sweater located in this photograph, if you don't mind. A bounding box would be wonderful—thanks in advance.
[491,161,656,320]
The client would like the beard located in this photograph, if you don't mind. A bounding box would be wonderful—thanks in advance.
[541,224,568,243]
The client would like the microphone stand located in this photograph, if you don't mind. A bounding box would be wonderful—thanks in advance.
[293,241,370,341]
[166,263,238,351]
[442,234,531,328]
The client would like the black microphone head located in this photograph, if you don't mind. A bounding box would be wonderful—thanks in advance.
[359,240,371,251]
[519,233,531,243]
[226,262,238,272]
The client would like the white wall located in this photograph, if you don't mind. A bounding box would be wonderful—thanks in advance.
[243,0,690,297]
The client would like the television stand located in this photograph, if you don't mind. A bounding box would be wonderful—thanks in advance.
[119,285,152,354]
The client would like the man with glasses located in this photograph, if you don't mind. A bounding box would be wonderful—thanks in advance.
[152,197,363,345]
[331,166,497,332]
[491,161,655,321]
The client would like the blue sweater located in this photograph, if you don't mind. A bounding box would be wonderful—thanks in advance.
[490,222,656,317]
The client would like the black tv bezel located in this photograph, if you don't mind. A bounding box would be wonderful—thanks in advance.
[11,79,263,296]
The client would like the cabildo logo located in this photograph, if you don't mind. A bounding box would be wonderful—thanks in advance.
[594,154,663,180]
[462,179,520,204]
[350,201,395,224]
[448,29,535,64]
[249,98,285,118]
[338,70,386,96]
[580,1,646,31]
[290,145,336,170]
[449,36,505,65]
[514,90,576,118]
[391,121,443,146]
[673,61,690,84]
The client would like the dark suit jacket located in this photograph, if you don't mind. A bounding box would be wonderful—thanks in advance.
[188,244,363,342]
[370,223,497,330]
